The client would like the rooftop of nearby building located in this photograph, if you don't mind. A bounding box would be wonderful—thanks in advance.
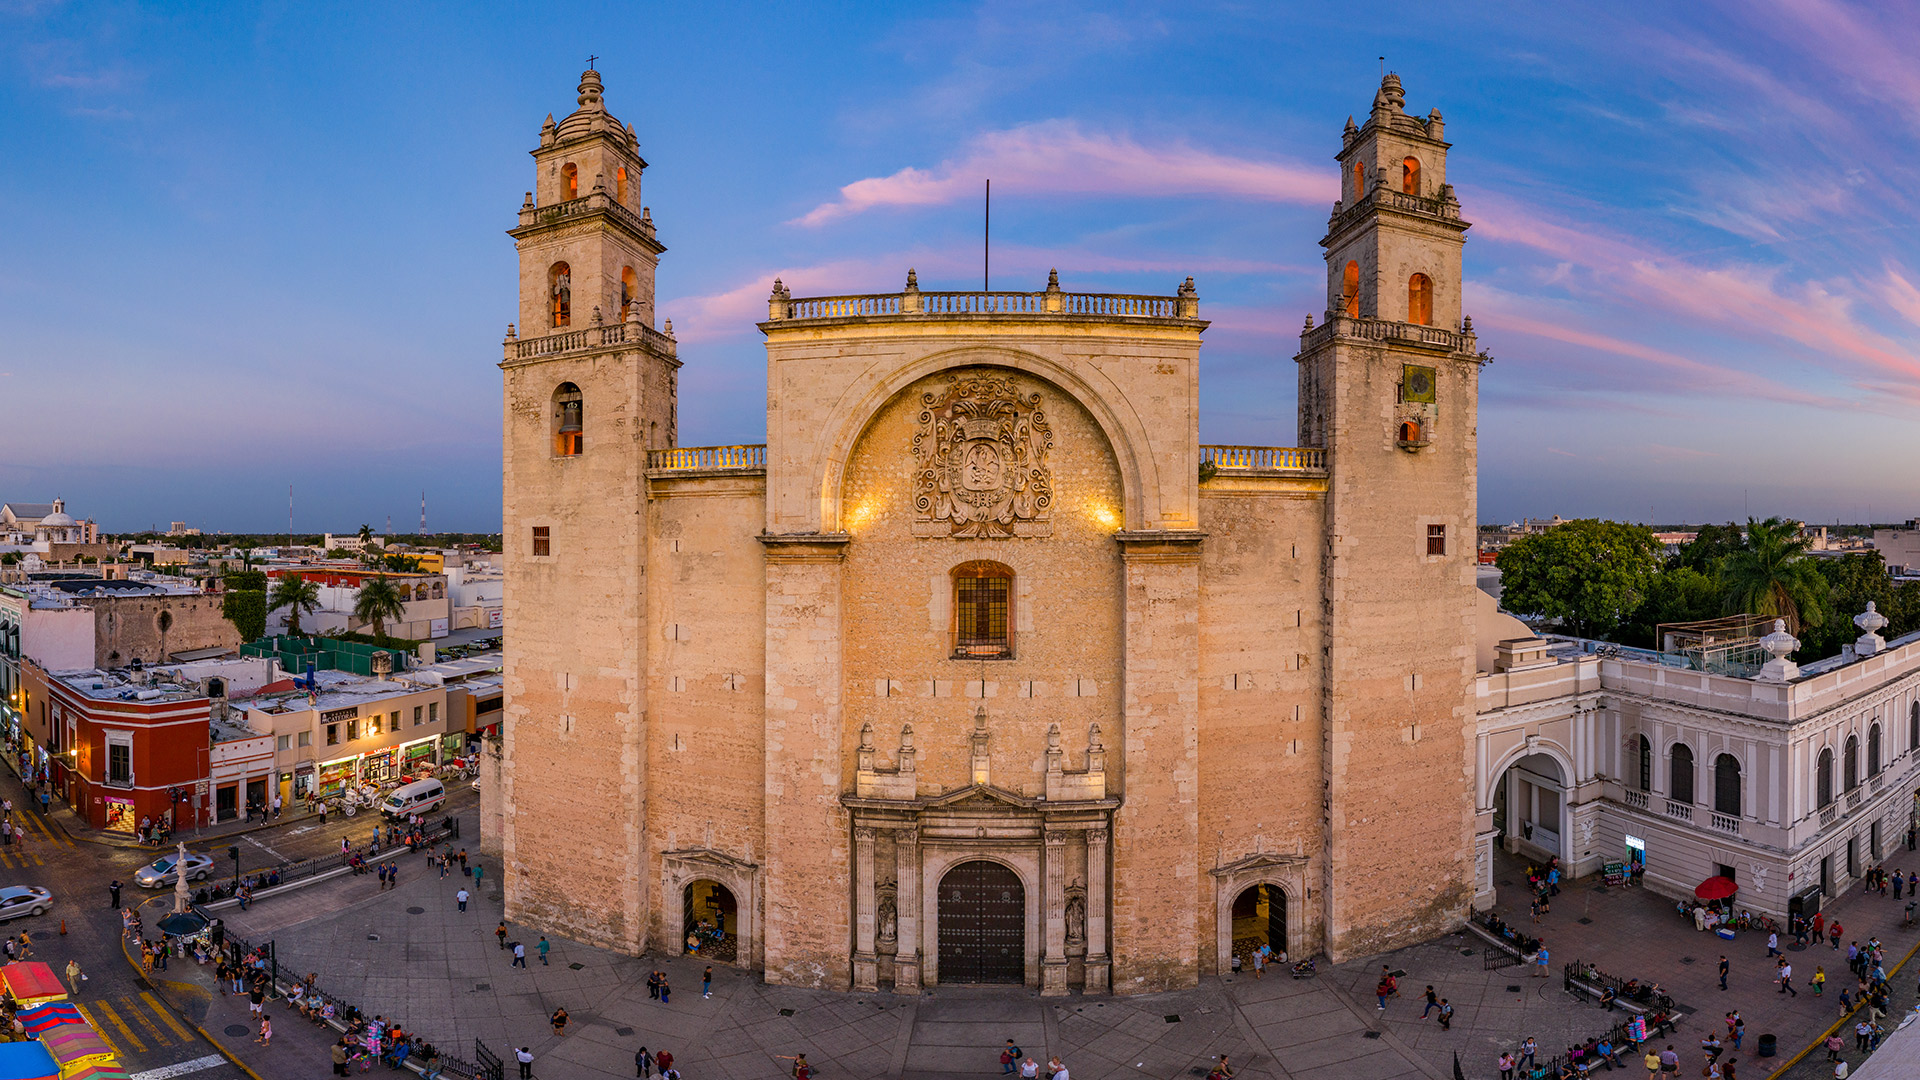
[400,652,503,687]
[241,668,434,715]
[47,666,209,705]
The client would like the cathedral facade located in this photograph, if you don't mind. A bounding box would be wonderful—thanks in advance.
[491,70,1486,993]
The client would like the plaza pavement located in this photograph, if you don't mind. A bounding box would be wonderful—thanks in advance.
[164,808,1920,1080]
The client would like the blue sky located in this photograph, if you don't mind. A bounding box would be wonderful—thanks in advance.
[3,1,1917,533]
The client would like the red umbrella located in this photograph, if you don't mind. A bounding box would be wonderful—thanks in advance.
[1695,876,1738,901]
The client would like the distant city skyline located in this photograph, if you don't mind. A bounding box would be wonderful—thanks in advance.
[3,2,1917,531]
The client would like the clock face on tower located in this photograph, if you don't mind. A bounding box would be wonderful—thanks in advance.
[1402,365,1436,404]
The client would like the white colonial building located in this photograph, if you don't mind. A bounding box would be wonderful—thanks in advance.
[1475,601,1920,919]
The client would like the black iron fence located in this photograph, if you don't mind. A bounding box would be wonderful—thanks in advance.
[193,817,460,907]
[1562,958,1677,1012]
[222,921,498,1080]
[1467,905,1541,958]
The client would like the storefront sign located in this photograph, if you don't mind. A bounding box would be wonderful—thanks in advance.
[322,706,358,724]
[487,608,503,629]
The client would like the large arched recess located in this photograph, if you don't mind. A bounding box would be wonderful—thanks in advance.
[808,347,1163,535]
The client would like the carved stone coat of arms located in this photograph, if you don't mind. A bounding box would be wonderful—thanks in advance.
[911,374,1055,538]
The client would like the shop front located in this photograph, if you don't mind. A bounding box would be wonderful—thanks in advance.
[103,795,136,835]
[401,738,437,776]
[361,747,399,784]
[441,731,467,761]
[318,758,356,799]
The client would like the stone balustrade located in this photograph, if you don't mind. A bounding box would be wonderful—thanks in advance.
[647,444,768,472]
[1327,184,1463,237]
[1301,314,1476,356]
[769,276,1198,323]
[1200,445,1327,473]
[507,320,676,362]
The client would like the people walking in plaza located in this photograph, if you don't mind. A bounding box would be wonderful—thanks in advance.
[1001,1039,1021,1073]
[474,862,484,888]
[457,887,469,912]
[1436,999,1452,1030]
[1778,958,1797,996]
[636,1046,652,1079]
[1422,985,1438,1017]
[517,1046,534,1079]
[1829,921,1843,948]
[1766,931,1779,957]
[779,1053,811,1080]
[512,941,526,968]
[1534,944,1550,977]
[540,937,551,966]
[1498,1051,1516,1080]
[550,1007,568,1035]
[255,1015,272,1045]
[702,965,711,997]
[655,1049,673,1077]
[64,959,82,995]
[1021,1057,1040,1079]
[1814,966,1827,995]
[107,880,121,909]
[332,1040,351,1076]
[1719,955,1729,991]
[659,973,670,1004]
[648,970,660,999]
[497,922,509,949]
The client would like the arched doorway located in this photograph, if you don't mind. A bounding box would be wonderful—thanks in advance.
[1230,883,1287,968]
[1496,752,1568,861]
[938,860,1024,984]
[683,880,738,963]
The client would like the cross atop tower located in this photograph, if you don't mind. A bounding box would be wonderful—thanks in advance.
[587,54,598,70]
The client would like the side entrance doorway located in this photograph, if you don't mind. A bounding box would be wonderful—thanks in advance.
[937,860,1024,984]
[1229,883,1286,968]
[683,880,738,963]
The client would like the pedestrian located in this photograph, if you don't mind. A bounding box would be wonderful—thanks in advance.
[64,959,82,996]
[1002,1039,1021,1074]
[1767,931,1779,957]
[1422,985,1439,1018]
[378,863,388,890]
[656,1050,673,1077]
[1437,999,1453,1030]
[660,974,670,1004]
[1499,1052,1517,1080]
[517,1046,534,1080]
[1830,921,1843,949]
[1659,1045,1679,1074]
[648,971,660,999]
[512,941,526,968]
[551,1007,569,1035]
[460,849,469,875]
[332,1041,350,1077]
[1814,966,1827,996]
[780,1053,811,1080]
[456,887,469,912]
[702,965,712,998]
[1021,1057,1040,1079]
[1535,944,1550,978]
[108,880,121,909]
[256,1016,272,1045]
[1779,959,1797,997]
[387,860,398,888]
[474,863,484,889]
[1048,1056,1066,1080]
[249,980,266,1016]
[636,1046,652,1079]
[1644,1047,1661,1076]
[1251,947,1264,978]
[497,922,509,949]
[1520,1037,1537,1069]
[1719,955,1729,991]
[538,937,551,965]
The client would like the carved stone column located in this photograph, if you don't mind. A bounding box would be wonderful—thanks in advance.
[1085,826,1110,993]
[1042,829,1069,995]
[894,827,921,992]
[853,826,879,991]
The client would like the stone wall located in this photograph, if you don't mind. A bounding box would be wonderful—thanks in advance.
[84,594,239,667]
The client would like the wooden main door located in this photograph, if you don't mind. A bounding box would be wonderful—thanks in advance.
[938,860,1024,984]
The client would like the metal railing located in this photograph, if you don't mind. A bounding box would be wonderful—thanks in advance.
[647,444,768,472]
[1200,445,1327,472]
[198,818,459,906]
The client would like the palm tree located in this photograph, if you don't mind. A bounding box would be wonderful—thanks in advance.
[267,574,322,638]
[1719,517,1829,634]
[354,577,408,641]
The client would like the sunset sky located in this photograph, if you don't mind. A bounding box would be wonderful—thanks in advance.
[3,1,1917,532]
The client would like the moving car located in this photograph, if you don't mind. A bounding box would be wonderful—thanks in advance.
[380,778,446,818]
[133,853,213,888]
[0,886,52,922]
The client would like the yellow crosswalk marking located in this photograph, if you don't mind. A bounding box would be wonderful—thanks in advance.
[20,812,71,846]
[81,998,145,1054]
[0,850,43,869]
[118,994,170,1047]
[141,991,194,1041]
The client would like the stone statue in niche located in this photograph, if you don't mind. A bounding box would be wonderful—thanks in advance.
[1065,889,1087,947]
[912,373,1055,538]
[877,884,898,946]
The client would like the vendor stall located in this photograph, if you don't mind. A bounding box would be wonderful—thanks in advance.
[0,963,66,1006]
[15,1003,83,1038]
[0,1042,58,1080]
[40,1027,114,1075]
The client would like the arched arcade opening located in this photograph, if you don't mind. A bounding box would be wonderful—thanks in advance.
[682,880,738,963]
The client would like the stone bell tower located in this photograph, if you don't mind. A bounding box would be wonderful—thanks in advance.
[498,67,678,953]
[1296,73,1483,959]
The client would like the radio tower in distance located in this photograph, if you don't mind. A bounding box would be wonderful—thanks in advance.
[419,491,427,536]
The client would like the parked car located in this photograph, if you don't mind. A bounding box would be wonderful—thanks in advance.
[133,853,214,888]
[0,886,52,922]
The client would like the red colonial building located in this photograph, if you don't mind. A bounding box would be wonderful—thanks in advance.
[21,658,209,834]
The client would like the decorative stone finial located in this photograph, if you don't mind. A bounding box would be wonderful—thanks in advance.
[768,278,788,320]
[858,722,874,751]
[577,69,605,111]
[1461,314,1474,334]
[1177,276,1199,318]
[522,191,535,209]
[1303,314,1315,331]
[592,172,606,193]
[905,268,919,291]
[1178,276,1197,297]
[626,300,642,324]
[1343,115,1358,139]
[1374,71,1405,115]
[1046,268,1060,291]
[663,318,674,337]
[1756,618,1802,682]
[591,305,603,326]
[1855,601,1889,656]
[504,323,517,342]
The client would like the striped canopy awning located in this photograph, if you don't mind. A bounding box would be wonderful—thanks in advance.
[39,1026,112,1070]
[0,964,65,1006]
[15,1002,83,1036]
[56,1064,129,1080]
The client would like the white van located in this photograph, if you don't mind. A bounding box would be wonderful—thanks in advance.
[380,778,446,818]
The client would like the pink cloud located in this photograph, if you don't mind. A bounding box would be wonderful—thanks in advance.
[795,120,1333,226]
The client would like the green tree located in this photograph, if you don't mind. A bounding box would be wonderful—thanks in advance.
[1717,517,1828,634]
[225,569,268,593]
[358,524,373,546]
[1798,552,1916,658]
[380,554,422,573]
[353,577,408,641]
[267,574,322,638]
[221,590,267,642]
[1494,519,1662,639]
[1671,523,1744,574]
[1617,566,1723,648]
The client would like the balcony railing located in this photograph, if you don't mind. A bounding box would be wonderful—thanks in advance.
[1819,804,1838,827]
[1327,185,1464,238]
[770,283,1196,323]
[1847,788,1864,812]
[1709,812,1741,834]
[1622,789,1648,810]
[648,445,767,473]
[951,630,1015,661]
[1869,774,1884,796]
[1663,800,1693,821]
[518,193,657,243]
[1300,315,1476,356]
[508,320,675,361]
[1200,445,1327,473]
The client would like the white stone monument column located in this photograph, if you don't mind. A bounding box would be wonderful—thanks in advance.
[1084,826,1110,993]
[853,826,878,991]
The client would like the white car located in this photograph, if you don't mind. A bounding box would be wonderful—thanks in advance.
[133,853,213,888]
[0,886,51,922]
